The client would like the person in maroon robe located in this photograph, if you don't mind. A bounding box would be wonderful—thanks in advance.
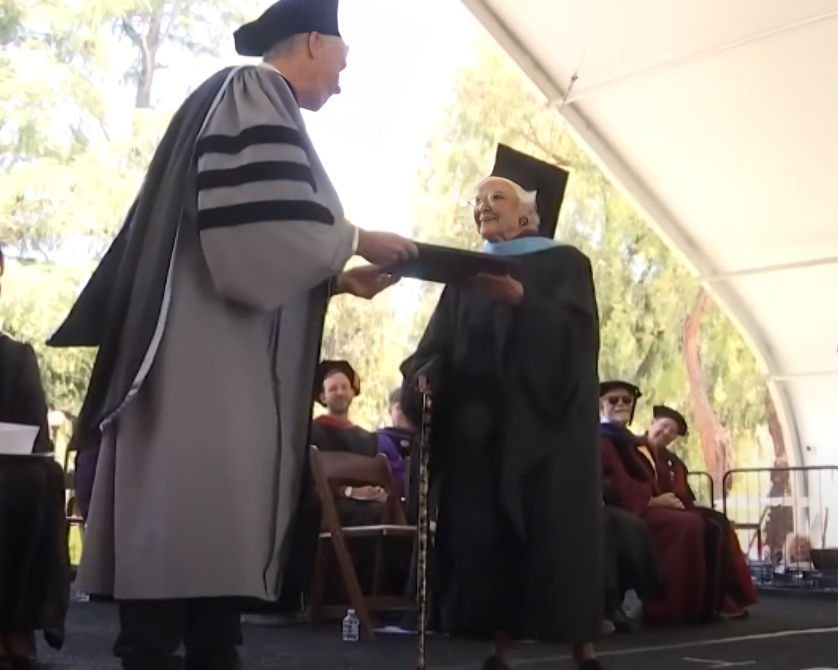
[597,383,661,633]
[646,405,757,617]
[599,380,711,625]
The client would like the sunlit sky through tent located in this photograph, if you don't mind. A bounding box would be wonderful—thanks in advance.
[81,0,478,310]
[111,0,476,238]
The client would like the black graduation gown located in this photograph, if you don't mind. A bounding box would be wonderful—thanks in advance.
[602,506,662,615]
[602,432,662,615]
[0,335,70,648]
[310,418,386,526]
[400,244,603,643]
[274,417,390,612]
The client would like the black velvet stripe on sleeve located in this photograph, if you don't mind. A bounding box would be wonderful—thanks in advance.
[195,124,304,158]
[197,161,317,192]
[198,200,335,231]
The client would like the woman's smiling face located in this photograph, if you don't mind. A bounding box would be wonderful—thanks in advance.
[471,177,523,241]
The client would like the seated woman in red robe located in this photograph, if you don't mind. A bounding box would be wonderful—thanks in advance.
[647,405,757,617]
[600,381,713,625]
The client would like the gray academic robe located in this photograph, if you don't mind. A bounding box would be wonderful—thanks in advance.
[76,64,356,600]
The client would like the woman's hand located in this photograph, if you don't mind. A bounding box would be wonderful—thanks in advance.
[334,265,399,300]
[472,273,524,305]
[649,493,684,510]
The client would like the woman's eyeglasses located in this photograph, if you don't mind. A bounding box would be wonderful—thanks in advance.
[469,194,506,207]
[605,395,634,407]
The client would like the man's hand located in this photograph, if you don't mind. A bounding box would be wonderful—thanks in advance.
[649,493,684,510]
[356,230,418,267]
[472,273,524,305]
[350,486,388,503]
[334,265,399,300]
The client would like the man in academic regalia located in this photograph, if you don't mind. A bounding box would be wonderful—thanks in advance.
[645,405,756,617]
[45,1,418,667]
[276,360,404,616]
[597,381,661,633]
[601,385,715,625]
[400,146,604,670]
[378,388,414,458]
[376,388,414,489]
[0,245,70,666]
[311,360,404,510]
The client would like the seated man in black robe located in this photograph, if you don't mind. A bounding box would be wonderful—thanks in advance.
[272,361,404,617]
[310,360,391,524]
[0,245,70,667]
[400,146,604,670]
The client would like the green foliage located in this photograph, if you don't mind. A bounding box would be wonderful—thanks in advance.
[408,38,767,471]
[321,259,412,429]
[1,261,96,413]
[0,3,770,476]
[0,0,246,419]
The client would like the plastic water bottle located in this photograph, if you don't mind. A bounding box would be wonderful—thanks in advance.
[70,582,90,603]
[341,608,360,642]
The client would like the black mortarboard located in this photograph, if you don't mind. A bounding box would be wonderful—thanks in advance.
[599,380,643,400]
[653,405,689,436]
[486,144,569,239]
[313,359,360,406]
[234,0,341,58]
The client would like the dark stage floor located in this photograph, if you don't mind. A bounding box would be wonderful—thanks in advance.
[39,594,838,669]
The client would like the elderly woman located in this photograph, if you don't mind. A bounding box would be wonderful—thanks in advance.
[400,146,604,670]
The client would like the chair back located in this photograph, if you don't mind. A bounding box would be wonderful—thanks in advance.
[309,447,408,526]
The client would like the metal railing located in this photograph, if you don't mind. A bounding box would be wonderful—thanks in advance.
[687,470,714,508]
[60,461,837,593]
[722,466,838,592]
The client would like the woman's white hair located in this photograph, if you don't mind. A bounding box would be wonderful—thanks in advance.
[474,176,540,229]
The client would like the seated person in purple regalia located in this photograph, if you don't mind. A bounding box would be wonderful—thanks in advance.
[376,388,414,493]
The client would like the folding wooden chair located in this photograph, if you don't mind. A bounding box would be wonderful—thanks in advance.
[308,446,416,640]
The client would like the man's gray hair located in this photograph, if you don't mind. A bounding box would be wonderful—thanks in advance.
[474,176,540,230]
[263,33,309,61]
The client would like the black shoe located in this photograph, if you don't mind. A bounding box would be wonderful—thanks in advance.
[481,655,513,670]
[577,660,605,670]
[184,650,241,670]
[8,657,40,670]
[121,656,184,670]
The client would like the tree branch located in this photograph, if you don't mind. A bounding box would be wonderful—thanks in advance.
[511,128,571,168]
[121,19,144,49]
[633,329,664,381]
[161,0,186,43]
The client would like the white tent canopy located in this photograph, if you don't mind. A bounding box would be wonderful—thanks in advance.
[461,0,838,467]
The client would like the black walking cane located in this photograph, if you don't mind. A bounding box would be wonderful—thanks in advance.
[416,381,433,670]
